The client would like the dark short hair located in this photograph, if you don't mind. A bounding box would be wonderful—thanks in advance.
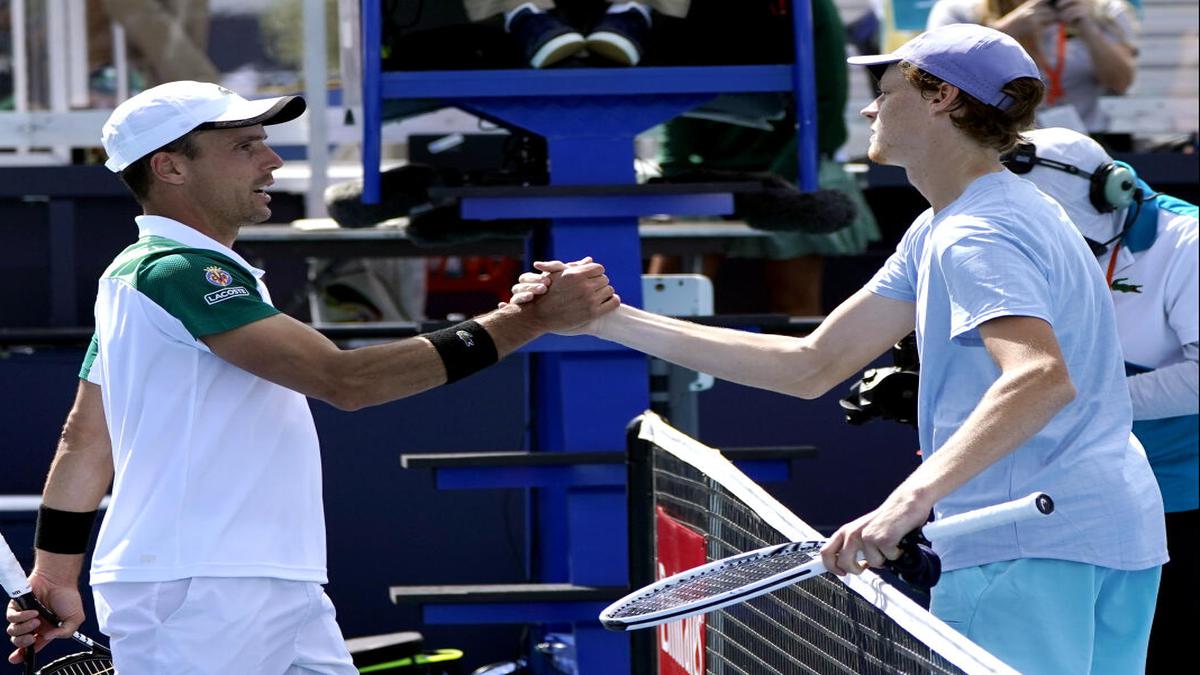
[117,131,203,203]
[899,61,1044,153]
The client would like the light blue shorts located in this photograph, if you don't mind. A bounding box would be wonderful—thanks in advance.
[931,558,1161,675]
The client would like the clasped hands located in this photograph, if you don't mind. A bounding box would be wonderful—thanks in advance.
[504,257,620,335]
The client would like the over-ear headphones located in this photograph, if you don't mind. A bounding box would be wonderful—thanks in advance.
[1002,141,1140,213]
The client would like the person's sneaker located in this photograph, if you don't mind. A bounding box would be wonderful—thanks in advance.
[508,7,586,69]
[585,8,651,66]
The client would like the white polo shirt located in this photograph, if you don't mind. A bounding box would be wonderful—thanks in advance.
[1106,199,1199,512]
[1107,204,1199,372]
[82,216,327,585]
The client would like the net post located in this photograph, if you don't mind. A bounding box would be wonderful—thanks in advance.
[626,414,657,675]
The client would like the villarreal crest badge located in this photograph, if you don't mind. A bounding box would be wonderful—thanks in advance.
[204,266,233,287]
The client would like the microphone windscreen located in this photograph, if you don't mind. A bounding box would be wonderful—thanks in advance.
[404,203,536,247]
[324,164,449,229]
[736,186,857,234]
[650,168,857,234]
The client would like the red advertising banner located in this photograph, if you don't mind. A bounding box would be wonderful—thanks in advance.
[655,506,707,675]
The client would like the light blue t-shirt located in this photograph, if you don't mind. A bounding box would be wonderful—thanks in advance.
[866,170,1166,572]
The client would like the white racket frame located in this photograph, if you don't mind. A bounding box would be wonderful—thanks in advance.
[601,491,1053,631]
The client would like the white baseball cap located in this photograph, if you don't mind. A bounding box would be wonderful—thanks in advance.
[1017,127,1125,244]
[102,80,306,172]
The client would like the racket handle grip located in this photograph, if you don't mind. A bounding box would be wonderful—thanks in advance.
[886,492,1054,589]
[15,590,67,673]
[923,492,1054,542]
[14,595,43,675]
[15,591,64,626]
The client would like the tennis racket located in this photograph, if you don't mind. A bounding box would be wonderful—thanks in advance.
[0,531,112,675]
[601,492,1055,631]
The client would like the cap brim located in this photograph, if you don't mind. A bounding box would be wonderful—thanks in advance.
[846,54,902,67]
[200,95,307,130]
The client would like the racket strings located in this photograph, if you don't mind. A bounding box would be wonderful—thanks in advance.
[607,542,822,618]
[35,654,114,675]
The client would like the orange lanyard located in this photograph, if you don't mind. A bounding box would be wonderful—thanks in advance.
[1045,24,1068,105]
[1105,239,1122,286]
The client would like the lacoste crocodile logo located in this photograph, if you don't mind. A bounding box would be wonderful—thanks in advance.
[1110,277,1142,294]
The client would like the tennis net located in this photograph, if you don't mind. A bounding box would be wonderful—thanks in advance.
[626,412,1015,675]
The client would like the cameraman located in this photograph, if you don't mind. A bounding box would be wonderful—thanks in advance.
[1003,127,1196,673]
[927,0,1137,131]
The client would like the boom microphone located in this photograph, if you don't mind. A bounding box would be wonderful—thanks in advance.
[324,164,455,229]
[652,168,857,234]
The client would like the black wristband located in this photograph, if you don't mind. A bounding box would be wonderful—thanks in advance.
[34,505,99,555]
[424,320,499,383]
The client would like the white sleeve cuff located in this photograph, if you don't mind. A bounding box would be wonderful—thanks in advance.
[1128,342,1200,420]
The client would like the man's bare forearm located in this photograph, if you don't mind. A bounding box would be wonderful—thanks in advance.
[35,381,113,577]
[594,305,830,398]
[42,382,113,512]
[206,260,615,411]
[593,289,915,399]
[830,343,1077,572]
[898,357,1075,505]
[1077,21,1135,93]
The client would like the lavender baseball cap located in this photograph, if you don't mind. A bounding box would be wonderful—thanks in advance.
[847,23,1041,110]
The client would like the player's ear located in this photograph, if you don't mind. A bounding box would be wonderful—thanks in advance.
[928,83,960,114]
[150,150,187,186]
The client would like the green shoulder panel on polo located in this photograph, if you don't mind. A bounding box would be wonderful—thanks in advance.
[106,235,280,339]
[79,333,99,380]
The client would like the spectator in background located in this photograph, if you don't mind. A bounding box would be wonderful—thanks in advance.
[1003,126,1196,673]
[87,0,219,96]
[927,0,1137,131]
[651,0,880,316]
[469,1,690,68]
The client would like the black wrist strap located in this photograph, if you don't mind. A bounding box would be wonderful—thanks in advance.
[34,505,99,555]
[424,320,499,383]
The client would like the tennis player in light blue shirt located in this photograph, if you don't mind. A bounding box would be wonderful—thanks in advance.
[510,23,1167,675]
[841,26,1166,675]
[864,169,1167,673]
[866,169,1165,574]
